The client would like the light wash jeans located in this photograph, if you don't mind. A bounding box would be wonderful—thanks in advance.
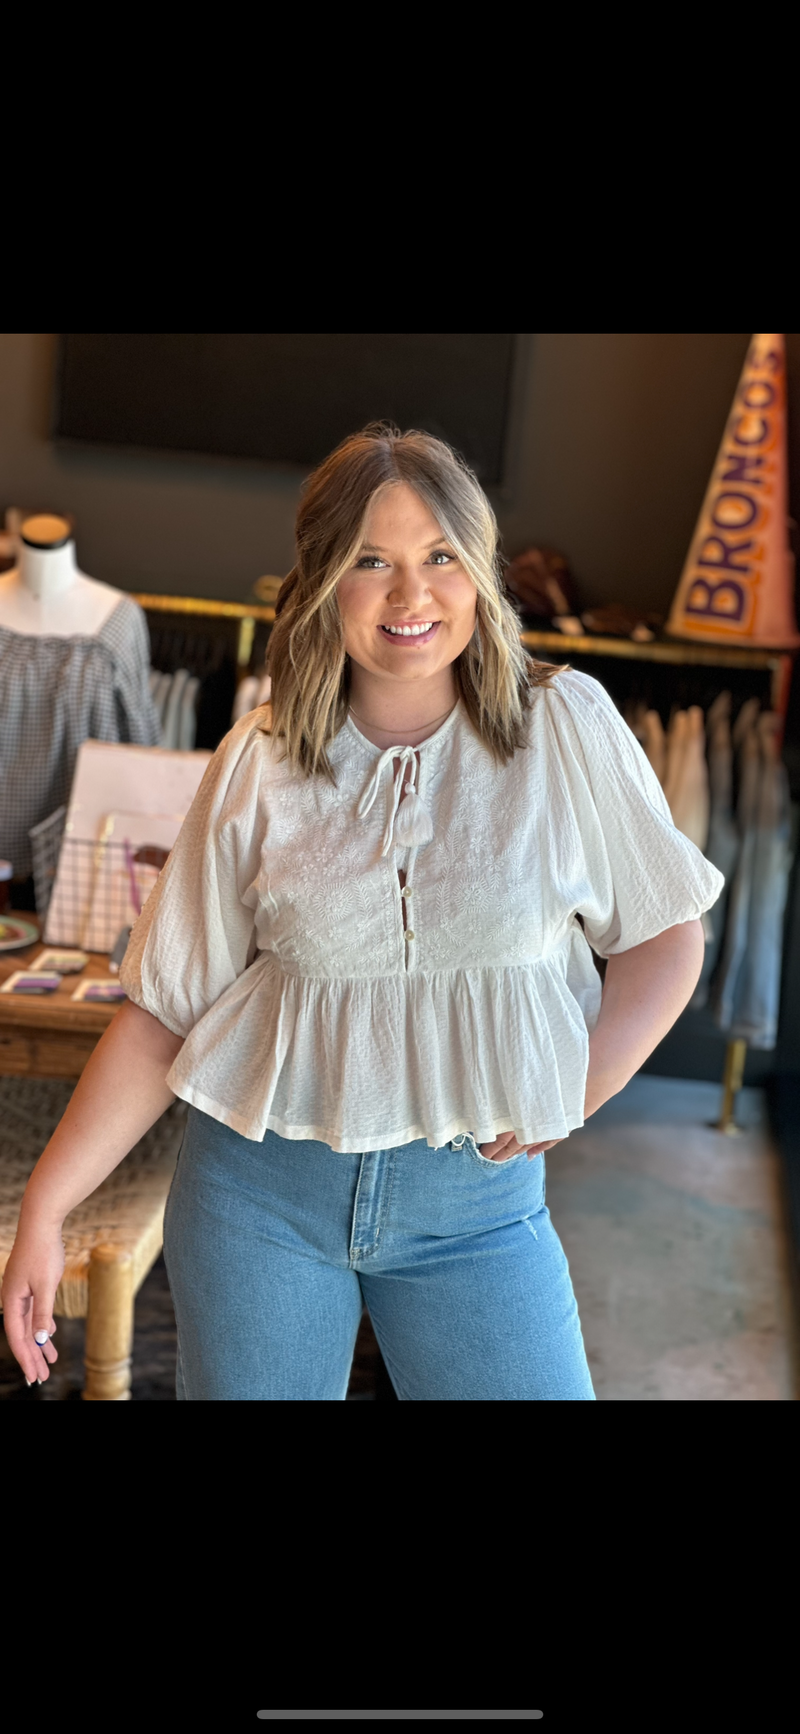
[162,1106,596,1401]
[710,743,793,1049]
[690,728,740,1010]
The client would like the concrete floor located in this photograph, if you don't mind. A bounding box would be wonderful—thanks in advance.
[545,1073,800,1400]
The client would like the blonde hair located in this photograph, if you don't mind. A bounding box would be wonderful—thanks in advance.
[262,422,570,780]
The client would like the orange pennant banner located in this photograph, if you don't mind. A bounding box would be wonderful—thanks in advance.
[665,334,800,648]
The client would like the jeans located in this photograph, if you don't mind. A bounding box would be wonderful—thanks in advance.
[710,741,793,1049]
[162,1106,596,1401]
[690,732,741,1010]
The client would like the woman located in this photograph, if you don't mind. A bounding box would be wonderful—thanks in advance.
[1,425,724,1400]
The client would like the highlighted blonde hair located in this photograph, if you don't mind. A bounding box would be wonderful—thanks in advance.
[262,423,570,780]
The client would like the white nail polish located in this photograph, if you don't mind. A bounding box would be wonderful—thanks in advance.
[34,1330,49,1345]
[24,1377,31,1387]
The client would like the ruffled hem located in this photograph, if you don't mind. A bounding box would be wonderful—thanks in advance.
[168,1082,590,1152]
[165,948,593,1153]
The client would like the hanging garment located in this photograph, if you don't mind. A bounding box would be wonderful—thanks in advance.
[708,716,760,1034]
[690,692,741,1009]
[232,676,260,723]
[665,707,709,853]
[119,669,724,1153]
[641,710,666,786]
[147,621,236,751]
[710,710,793,1048]
[1,596,162,878]
[623,698,648,742]
[732,694,761,753]
[161,668,191,750]
[231,672,272,726]
[151,669,173,727]
[662,708,690,814]
[178,677,200,751]
[193,657,238,751]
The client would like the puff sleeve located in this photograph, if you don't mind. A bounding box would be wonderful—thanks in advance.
[549,668,725,958]
[118,714,265,1036]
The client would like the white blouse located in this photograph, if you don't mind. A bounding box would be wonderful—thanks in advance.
[119,668,725,1151]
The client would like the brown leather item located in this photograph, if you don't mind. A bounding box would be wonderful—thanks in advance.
[580,605,664,639]
[503,546,579,619]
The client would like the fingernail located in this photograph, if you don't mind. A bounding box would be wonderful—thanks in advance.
[24,1377,32,1387]
[37,1379,42,1385]
[34,1330,49,1346]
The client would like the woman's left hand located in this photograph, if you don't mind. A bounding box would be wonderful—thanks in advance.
[478,1132,565,1163]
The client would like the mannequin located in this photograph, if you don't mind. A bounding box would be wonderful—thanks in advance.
[0,515,124,638]
[0,513,162,889]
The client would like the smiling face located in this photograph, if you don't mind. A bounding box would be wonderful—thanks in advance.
[336,483,478,704]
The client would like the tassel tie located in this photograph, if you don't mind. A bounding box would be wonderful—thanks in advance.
[356,744,434,857]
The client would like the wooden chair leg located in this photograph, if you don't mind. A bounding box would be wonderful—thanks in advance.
[83,1245,134,1401]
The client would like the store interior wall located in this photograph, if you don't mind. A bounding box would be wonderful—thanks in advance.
[4,333,800,612]
[3,331,800,1086]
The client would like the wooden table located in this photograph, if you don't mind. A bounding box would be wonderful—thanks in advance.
[0,914,119,1078]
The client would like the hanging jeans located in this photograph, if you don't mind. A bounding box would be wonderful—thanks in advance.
[710,721,794,1049]
[162,1106,596,1401]
[690,728,740,1010]
[711,746,793,1049]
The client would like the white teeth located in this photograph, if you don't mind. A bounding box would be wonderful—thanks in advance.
[383,622,434,636]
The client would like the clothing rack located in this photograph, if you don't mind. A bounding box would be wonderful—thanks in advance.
[131,594,276,684]
[133,595,276,753]
[132,594,797,1135]
[520,627,797,1134]
[518,627,793,723]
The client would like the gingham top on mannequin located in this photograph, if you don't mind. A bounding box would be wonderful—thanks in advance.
[0,597,161,878]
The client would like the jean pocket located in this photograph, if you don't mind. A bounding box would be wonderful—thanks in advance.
[459,1132,529,1171]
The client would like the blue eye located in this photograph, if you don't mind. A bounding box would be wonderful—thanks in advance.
[355,550,454,569]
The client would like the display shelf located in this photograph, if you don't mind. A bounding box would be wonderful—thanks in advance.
[130,593,797,725]
[130,596,793,684]
[519,627,784,669]
[130,595,791,659]
[519,630,794,716]
[130,593,276,623]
